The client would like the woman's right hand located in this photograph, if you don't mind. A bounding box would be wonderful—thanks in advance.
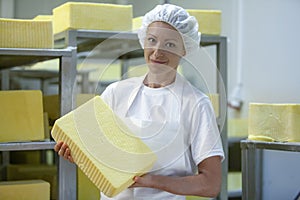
[54,141,74,163]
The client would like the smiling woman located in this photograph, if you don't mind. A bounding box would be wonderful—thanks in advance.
[54,3,224,200]
[143,22,186,87]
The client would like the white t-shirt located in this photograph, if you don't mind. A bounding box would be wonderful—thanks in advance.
[100,74,224,200]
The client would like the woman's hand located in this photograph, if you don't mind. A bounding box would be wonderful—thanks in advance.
[130,174,155,188]
[54,141,74,163]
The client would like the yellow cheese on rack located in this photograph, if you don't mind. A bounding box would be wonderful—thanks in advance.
[51,96,156,197]
[0,90,45,142]
[228,118,248,138]
[33,15,53,21]
[52,2,133,34]
[6,164,57,199]
[248,103,300,142]
[186,9,221,35]
[132,16,143,31]
[0,18,53,48]
[0,180,50,200]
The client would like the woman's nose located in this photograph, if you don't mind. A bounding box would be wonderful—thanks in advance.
[153,43,164,57]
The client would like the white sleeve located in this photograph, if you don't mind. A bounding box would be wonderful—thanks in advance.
[190,98,225,166]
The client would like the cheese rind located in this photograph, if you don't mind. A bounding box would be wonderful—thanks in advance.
[0,180,50,200]
[0,90,45,142]
[186,9,221,35]
[51,96,156,197]
[53,2,133,34]
[248,103,300,142]
[0,18,53,48]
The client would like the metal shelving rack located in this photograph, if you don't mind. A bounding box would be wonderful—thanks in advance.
[241,140,300,200]
[0,47,76,200]
[54,29,228,200]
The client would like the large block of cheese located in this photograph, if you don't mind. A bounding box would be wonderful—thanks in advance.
[0,18,53,48]
[0,180,50,200]
[248,103,300,142]
[0,90,45,142]
[33,15,53,21]
[6,164,57,199]
[53,2,132,34]
[51,96,156,197]
[186,9,221,35]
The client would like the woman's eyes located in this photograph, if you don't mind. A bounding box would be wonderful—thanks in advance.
[147,37,176,48]
[165,42,176,48]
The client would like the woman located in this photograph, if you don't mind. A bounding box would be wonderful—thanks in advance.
[55,4,224,199]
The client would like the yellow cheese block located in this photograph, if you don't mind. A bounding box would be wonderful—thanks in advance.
[248,103,300,142]
[0,18,53,48]
[132,16,143,31]
[33,15,53,21]
[53,2,133,34]
[0,90,45,142]
[186,9,221,35]
[6,164,57,199]
[0,180,50,200]
[51,96,156,197]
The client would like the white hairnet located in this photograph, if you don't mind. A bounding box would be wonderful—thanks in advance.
[137,4,201,56]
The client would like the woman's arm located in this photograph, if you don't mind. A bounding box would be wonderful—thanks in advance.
[131,155,222,198]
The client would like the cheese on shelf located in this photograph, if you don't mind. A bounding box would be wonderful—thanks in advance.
[0,180,50,200]
[52,2,132,34]
[248,103,300,142]
[132,16,143,31]
[0,18,53,48]
[6,164,57,199]
[228,118,248,138]
[186,9,221,35]
[51,96,156,197]
[0,90,45,142]
[33,15,53,21]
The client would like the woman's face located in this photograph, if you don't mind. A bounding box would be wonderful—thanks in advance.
[144,21,186,74]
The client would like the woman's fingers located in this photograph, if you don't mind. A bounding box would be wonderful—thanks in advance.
[54,141,74,163]
[54,141,63,152]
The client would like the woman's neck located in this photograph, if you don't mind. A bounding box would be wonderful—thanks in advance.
[143,71,176,88]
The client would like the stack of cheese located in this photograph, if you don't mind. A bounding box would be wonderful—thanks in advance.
[0,180,50,200]
[0,18,53,48]
[52,2,133,35]
[132,10,221,35]
[186,9,221,35]
[0,90,45,142]
[248,103,300,142]
[51,96,156,197]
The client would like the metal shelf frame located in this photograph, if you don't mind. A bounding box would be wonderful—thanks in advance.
[0,47,76,200]
[54,30,228,200]
[241,140,300,200]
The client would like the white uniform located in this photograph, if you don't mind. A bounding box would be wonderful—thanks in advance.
[100,73,224,200]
